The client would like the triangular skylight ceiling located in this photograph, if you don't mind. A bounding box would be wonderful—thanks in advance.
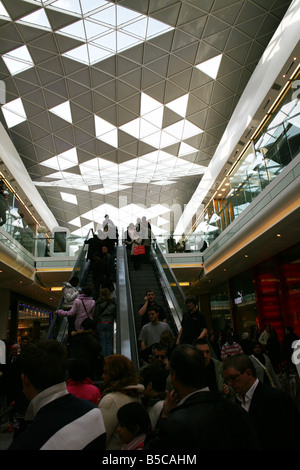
[54,1,174,66]
[0,0,293,236]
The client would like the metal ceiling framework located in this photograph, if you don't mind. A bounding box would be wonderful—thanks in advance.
[0,0,294,238]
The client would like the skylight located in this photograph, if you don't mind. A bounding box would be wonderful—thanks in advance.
[16,9,51,30]
[41,148,78,170]
[2,45,34,75]
[1,98,27,128]
[60,192,78,204]
[166,94,189,118]
[57,2,174,65]
[0,1,10,19]
[49,101,73,123]
[196,54,222,79]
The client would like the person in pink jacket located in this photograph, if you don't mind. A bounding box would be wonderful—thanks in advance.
[55,285,95,330]
[66,358,101,405]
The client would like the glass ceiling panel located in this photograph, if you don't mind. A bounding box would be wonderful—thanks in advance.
[0,2,11,19]
[1,98,27,128]
[2,46,34,75]
[166,95,189,118]
[17,9,52,29]
[196,54,222,79]
[55,2,173,65]
[49,101,72,123]
[60,192,78,204]
[50,0,82,15]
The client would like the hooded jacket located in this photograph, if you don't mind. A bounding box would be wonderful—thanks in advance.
[62,281,79,308]
[56,294,95,330]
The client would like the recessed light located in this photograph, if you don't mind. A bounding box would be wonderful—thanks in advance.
[245,254,248,258]
[276,234,282,237]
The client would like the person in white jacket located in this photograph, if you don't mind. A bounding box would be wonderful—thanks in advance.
[61,276,79,309]
[55,285,95,331]
[61,276,80,337]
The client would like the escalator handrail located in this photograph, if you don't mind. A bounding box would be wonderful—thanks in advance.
[115,245,139,369]
[151,240,186,331]
[153,239,186,300]
[45,228,93,340]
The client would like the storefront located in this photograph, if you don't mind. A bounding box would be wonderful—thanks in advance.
[6,293,53,345]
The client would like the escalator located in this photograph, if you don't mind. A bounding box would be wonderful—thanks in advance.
[124,240,186,360]
[45,235,140,370]
[45,232,185,369]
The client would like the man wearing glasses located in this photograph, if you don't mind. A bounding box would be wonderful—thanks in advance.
[223,353,300,449]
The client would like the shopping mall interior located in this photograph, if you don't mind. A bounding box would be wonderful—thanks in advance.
[0,0,299,350]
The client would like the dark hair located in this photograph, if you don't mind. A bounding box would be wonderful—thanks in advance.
[69,276,79,287]
[20,340,67,392]
[140,363,167,392]
[148,306,159,314]
[151,343,167,354]
[222,353,257,377]
[82,285,93,296]
[117,403,151,436]
[146,289,154,295]
[81,317,97,332]
[68,358,90,382]
[185,296,197,306]
[193,338,209,347]
[170,344,206,388]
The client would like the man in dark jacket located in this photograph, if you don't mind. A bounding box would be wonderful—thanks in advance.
[145,344,261,450]
[223,353,300,450]
[176,296,207,345]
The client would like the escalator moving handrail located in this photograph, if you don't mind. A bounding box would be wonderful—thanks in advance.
[153,239,186,301]
[116,245,139,369]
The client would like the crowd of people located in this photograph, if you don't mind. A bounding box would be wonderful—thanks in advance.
[1,215,299,451]
[1,292,299,450]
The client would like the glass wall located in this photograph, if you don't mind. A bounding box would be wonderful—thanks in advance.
[0,176,86,259]
[180,71,300,252]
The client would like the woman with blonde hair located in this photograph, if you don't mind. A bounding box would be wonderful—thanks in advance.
[93,288,116,357]
[98,354,144,450]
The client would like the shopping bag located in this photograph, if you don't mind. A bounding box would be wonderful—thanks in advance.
[133,245,145,255]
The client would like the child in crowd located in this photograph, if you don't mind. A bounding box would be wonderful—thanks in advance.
[66,358,101,405]
[117,402,152,450]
